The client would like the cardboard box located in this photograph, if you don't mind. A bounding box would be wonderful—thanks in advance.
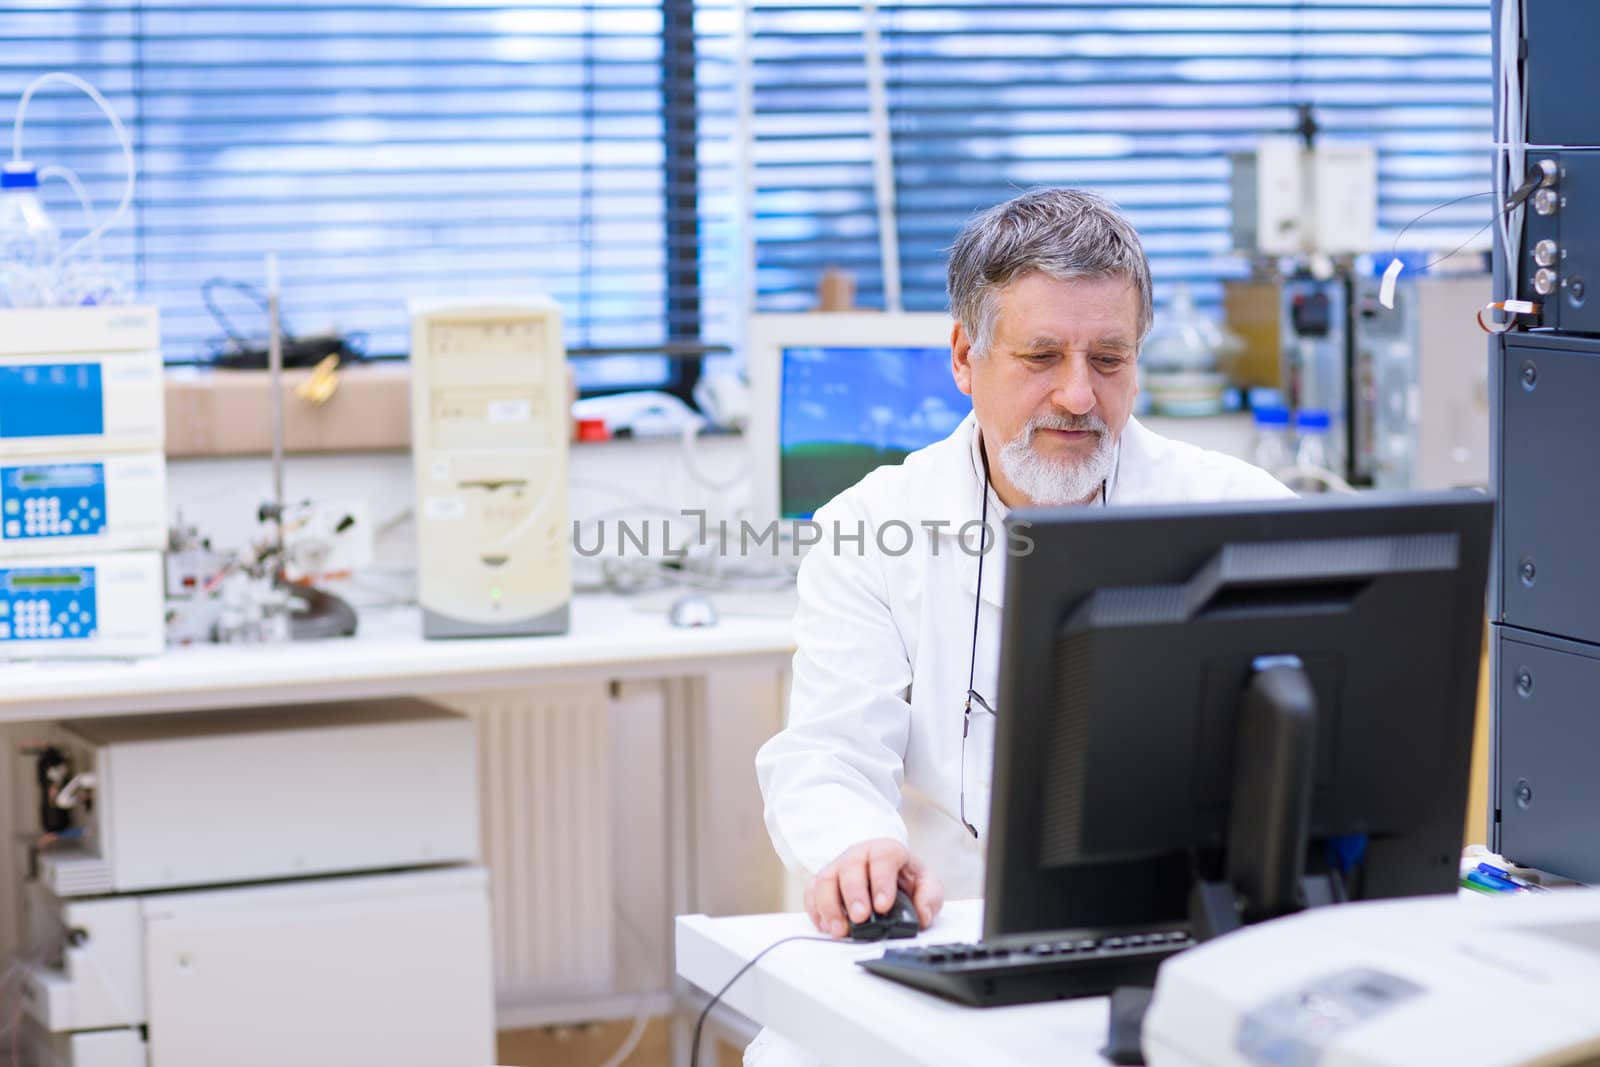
[164,361,411,456]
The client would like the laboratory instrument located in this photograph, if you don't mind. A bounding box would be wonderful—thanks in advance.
[19,699,494,1067]
[0,551,163,658]
[0,306,163,456]
[1349,275,1490,490]
[29,698,479,896]
[1,453,165,555]
[1144,888,1600,1067]
[1230,136,1377,258]
[1490,0,1600,885]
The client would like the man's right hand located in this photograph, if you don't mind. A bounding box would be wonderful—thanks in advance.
[803,838,944,938]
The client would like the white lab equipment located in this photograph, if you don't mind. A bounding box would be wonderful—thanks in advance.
[0,551,162,658]
[409,299,571,637]
[0,305,163,456]
[31,699,480,896]
[1144,888,1600,1067]
[1,453,165,555]
[1231,137,1377,257]
[22,866,495,1067]
[1350,274,1491,491]
[19,699,495,1067]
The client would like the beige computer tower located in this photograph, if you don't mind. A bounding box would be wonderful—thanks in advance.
[409,300,571,637]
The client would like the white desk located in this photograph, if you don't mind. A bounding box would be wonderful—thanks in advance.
[1,591,799,1053]
[676,902,1114,1066]
[0,593,796,720]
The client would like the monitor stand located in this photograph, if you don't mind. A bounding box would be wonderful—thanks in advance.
[1189,657,1341,940]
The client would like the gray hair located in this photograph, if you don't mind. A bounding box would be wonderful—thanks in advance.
[946,187,1154,357]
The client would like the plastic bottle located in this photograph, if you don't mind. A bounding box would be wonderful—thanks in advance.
[1250,405,1294,476]
[1293,408,1336,474]
[0,161,61,308]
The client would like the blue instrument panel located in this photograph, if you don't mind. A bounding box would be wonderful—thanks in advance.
[0,363,105,440]
[0,565,97,642]
[1,463,108,543]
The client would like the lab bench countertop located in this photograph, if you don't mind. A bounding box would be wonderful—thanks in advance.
[0,592,798,721]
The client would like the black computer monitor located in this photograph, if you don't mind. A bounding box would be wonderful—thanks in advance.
[983,492,1492,943]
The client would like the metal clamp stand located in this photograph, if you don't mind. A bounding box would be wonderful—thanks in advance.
[259,254,357,641]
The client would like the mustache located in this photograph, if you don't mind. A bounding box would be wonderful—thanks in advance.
[1024,412,1107,437]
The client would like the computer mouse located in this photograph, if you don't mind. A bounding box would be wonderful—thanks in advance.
[667,592,719,628]
[847,889,920,942]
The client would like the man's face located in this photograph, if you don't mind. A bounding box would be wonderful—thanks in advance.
[952,272,1142,507]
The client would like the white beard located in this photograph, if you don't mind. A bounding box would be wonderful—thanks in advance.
[998,412,1118,506]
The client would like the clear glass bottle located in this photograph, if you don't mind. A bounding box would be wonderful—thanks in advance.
[1294,408,1335,473]
[0,162,61,308]
[1250,405,1293,477]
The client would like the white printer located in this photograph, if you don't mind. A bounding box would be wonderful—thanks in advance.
[1145,889,1600,1067]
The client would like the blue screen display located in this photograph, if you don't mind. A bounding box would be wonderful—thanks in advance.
[2,462,109,542]
[779,344,971,519]
[0,565,98,642]
[0,363,105,440]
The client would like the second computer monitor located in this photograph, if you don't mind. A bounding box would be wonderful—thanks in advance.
[983,492,1493,940]
[745,312,968,522]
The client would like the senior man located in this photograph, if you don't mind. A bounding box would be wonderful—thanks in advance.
[755,187,1294,970]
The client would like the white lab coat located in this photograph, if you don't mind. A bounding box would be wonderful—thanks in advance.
[756,413,1294,901]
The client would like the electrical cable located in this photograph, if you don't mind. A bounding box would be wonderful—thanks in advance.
[679,416,749,494]
[689,935,843,1067]
[593,906,668,1067]
[595,1010,650,1067]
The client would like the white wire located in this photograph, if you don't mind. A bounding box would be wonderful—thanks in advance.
[594,1007,651,1067]
[861,0,902,312]
[35,164,95,228]
[593,904,665,1067]
[679,416,748,493]
[1495,0,1526,308]
[12,72,137,270]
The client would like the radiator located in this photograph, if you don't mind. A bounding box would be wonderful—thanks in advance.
[435,683,616,1010]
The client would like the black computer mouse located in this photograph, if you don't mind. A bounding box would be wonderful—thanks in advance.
[847,889,921,942]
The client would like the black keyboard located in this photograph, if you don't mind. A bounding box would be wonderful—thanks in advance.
[858,927,1194,1007]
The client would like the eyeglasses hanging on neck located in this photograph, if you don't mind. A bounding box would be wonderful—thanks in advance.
[958,440,1108,840]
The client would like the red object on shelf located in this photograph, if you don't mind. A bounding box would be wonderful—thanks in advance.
[575,417,610,442]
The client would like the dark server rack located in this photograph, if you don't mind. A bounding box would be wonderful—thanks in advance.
[1490,0,1600,882]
